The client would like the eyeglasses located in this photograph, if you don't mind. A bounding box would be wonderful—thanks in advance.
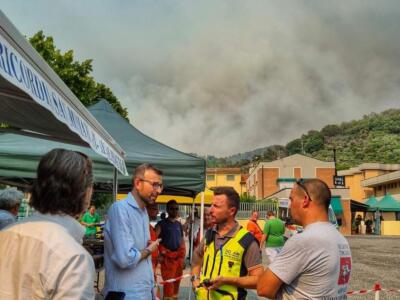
[295,179,313,201]
[139,179,163,190]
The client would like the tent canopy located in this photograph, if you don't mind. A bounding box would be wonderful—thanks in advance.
[350,200,370,212]
[375,194,400,212]
[87,100,205,196]
[331,196,343,214]
[0,100,205,196]
[365,196,378,207]
[365,196,378,212]
[0,10,127,174]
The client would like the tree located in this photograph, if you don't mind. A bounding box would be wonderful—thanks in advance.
[286,139,303,155]
[29,31,128,120]
[240,193,256,203]
[304,132,324,153]
[321,124,341,137]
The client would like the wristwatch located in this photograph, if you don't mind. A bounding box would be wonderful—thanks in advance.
[191,274,199,282]
[143,248,151,258]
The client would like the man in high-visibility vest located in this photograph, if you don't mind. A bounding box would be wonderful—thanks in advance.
[191,187,263,300]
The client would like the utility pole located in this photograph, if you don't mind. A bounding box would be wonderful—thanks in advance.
[333,147,337,188]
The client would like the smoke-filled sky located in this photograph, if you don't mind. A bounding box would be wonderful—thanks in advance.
[2,1,400,156]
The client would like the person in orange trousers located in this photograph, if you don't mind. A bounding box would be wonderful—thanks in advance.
[147,202,161,300]
[156,200,186,300]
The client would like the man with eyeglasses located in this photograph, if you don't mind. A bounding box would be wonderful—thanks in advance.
[155,200,186,300]
[257,179,352,299]
[104,163,163,300]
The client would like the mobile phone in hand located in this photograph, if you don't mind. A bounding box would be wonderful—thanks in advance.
[105,291,126,300]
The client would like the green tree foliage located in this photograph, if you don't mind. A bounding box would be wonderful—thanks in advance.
[286,138,303,155]
[240,193,256,202]
[91,192,113,209]
[303,131,325,153]
[262,145,287,161]
[29,31,128,120]
[321,124,342,137]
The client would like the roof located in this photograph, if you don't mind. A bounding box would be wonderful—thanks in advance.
[365,196,379,207]
[361,170,400,187]
[375,194,400,212]
[338,163,400,176]
[206,168,242,174]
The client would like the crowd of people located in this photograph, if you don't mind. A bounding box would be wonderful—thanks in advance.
[0,149,353,300]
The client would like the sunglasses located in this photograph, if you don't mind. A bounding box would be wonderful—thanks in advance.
[295,179,313,201]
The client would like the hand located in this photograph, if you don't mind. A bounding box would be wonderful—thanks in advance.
[207,276,225,290]
[147,238,161,253]
[158,254,164,264]
[192,279,200,291]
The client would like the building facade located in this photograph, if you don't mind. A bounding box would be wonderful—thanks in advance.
[206,168,247,195]
[247,154,336,199]
[338,163,400,202]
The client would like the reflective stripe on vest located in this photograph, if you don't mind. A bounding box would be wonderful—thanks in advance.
[198,227,254,300]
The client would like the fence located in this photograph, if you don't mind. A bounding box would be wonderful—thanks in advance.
[237,202,279,220]
[156,202,278,220]
[347,283,400,299]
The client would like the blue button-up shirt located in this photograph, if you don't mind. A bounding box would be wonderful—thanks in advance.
[0,209,16,230]
[103,193,154,300]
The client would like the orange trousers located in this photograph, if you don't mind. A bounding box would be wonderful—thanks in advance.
[159,245,185,299]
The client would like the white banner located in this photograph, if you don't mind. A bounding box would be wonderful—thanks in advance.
[0,34,127,175]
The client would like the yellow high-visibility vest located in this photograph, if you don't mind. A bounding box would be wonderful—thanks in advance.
[196,227,255,300]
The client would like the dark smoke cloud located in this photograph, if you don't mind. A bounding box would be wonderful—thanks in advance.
[3,1,400,156]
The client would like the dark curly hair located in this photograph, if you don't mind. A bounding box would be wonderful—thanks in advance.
[30,148,93,216]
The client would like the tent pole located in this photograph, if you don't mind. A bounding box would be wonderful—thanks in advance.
[189,199,195,264]
[113,167,118,202]
[188,197,196,300]
[200,192,205,240]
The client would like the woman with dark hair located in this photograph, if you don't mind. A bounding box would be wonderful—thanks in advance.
[0,149,95,299]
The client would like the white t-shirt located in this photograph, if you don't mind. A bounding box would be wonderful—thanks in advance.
[270,222,352,300]
[0,213,95,300]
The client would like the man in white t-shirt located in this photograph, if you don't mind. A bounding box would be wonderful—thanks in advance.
[257,179,352,299]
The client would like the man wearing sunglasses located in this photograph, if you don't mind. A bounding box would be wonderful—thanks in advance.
[104,163,163,300]
[257,179,352,299]
[155,200,186,300]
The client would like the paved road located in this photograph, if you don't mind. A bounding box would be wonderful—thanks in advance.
[347,235,400,291]
[97,235,400,299]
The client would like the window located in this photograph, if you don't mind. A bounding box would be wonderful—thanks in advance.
[226,175,235,181]
[207,175,215,181]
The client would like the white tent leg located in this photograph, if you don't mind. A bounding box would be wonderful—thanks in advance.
[200,192,205,240]
[188,198,196,300]
[189,199,196,262]
[113,167,118,202]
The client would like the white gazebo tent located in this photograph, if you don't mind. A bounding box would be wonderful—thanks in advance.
[0,10,127,175]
